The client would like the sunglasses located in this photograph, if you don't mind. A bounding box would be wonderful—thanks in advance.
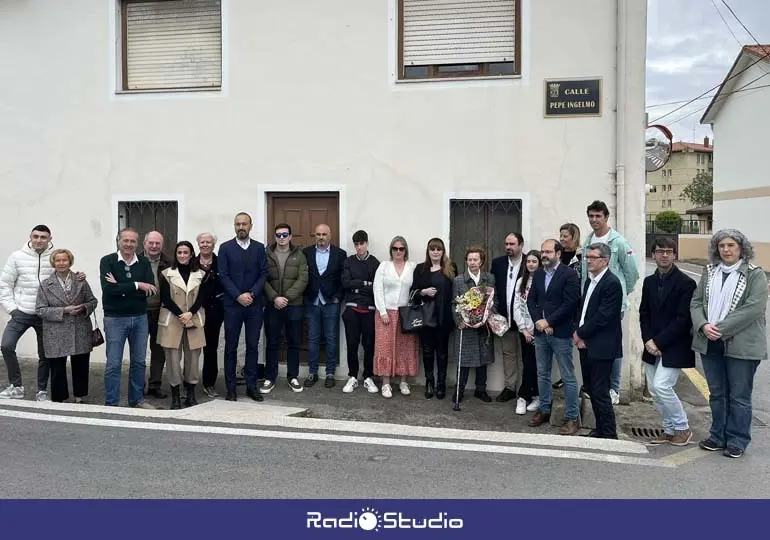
[391,246,406,252]
[275,232,290,239]
[124,265,132,278]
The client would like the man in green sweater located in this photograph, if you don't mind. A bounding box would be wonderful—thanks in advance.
[100,227,158,408]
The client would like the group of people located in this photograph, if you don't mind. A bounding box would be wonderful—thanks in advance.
[0,201,766,457]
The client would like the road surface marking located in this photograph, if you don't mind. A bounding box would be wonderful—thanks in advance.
[679,268,703,278]
[0,399,649,454]
[682,367,710,400]
[0,408,672,468]
[661,446,710,467]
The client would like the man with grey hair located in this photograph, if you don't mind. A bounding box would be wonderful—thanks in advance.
[143,230,172,399]
[574,243,623,439]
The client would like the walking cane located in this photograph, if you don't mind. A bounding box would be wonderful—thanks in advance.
[453,328,463,411]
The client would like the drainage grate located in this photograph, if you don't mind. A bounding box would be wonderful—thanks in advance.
[626,426,665,438]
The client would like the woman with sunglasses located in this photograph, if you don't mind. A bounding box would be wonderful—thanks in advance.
[410,238,456,399]
[512,250,542,415]
[373,236,419,398]
[157,241,211,409]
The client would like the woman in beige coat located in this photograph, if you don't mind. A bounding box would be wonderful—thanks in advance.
[157,241,210,409]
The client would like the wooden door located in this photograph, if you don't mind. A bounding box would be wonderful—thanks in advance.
[266,193,340,366]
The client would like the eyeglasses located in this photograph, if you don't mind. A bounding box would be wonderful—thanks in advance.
[654,249,674,255]
[391,246,406,252]
[275,232,290,239]
[541,249,556,254]
[585,255,607,261]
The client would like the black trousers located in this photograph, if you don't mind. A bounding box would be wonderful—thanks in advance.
[202,301,224,388]
[419,325,451,381]
[517,333,539,401]
[146,309,166,390]
[342,308,375,379]
[459,365,488,391]
[49,353,89,402]
[580,350,617,438]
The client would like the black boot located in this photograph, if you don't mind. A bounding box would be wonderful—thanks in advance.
[424,377,435,399]
[170,385,181,410]
[184,383,198,408]
[436,375,446,400]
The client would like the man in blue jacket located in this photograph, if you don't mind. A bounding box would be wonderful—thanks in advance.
[219,212,269,402]
[527,239,581,435]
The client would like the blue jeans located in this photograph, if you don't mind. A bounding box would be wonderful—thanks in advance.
[534,334,579,421]
[104,315,149,406]
[306,302,340,377]
[265,304,302,382]
[223,304,264,392]
[611,357,622,393]
[644,359,688,434]
[702,341,760,451]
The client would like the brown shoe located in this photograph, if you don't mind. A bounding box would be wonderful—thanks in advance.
[528,411,551,427]
[558,419,580,435]
[670,429,693,447]
[648,432,673,445]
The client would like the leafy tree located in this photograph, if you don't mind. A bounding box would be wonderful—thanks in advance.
[680,171,713,207]
[655,211,682,233]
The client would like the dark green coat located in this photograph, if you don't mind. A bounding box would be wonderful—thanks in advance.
[264,244,309,306]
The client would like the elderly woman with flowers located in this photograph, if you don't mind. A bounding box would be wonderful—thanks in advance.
[691,229,768,459]
[452,245,496,404]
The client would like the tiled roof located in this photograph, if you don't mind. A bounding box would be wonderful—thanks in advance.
[745,44,770,59]
[673,142,712,153]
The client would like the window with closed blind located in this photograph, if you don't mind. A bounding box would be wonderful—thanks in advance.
[120,0,222,92]
[399,0,520,80]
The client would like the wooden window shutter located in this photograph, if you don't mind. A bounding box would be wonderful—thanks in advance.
[402,0,516,66]
[125,0,222,91]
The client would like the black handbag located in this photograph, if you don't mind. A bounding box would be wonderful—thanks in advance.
[399,292,438,333]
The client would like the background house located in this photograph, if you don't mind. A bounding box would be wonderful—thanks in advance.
[701,44,770,268]
[645,137,713,217]
[0,0,647,395]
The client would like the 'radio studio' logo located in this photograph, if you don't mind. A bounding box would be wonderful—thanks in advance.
[306,506,464,531]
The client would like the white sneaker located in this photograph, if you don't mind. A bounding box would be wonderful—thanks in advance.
[36,390,49,402]
[288,378,303,393]
[515,397,527,415]
[363,377,379,394]
[399,381,411,395]
[381,384,393,398]
[342,377,358,393]
[610,389,620,405]
[259,380,275,394]
[526,397,540,412]
[0,385,24,399]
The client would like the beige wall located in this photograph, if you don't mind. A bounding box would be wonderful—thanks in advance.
[678,234,710,262]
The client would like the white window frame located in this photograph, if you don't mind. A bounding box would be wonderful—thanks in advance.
[110,0,229,99]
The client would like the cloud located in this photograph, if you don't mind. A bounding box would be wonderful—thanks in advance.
[646,0,770,141]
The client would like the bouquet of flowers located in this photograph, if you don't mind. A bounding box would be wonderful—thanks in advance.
[453,285,509,337]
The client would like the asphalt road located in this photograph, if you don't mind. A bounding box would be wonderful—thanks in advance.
[0,259,766,499]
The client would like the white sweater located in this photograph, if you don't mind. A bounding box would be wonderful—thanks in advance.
[373,261,416,314]
[0,242,55,315]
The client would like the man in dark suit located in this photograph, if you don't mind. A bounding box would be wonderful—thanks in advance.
[490,232,525,403]
[639,237,696,446]
[302,224,347,389]
[574,243,623,439]
[218,212,269,402]
[527,239,581,435]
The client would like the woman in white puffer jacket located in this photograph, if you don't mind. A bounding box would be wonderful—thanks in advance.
[512,250,543,416]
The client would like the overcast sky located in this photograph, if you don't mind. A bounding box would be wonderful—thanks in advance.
[646,0,770,143]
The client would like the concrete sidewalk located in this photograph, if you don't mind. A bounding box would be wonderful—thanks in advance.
[0,357,710,442]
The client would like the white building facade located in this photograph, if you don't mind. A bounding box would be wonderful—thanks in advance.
[0,0,648,396]
[701,45,770,269]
